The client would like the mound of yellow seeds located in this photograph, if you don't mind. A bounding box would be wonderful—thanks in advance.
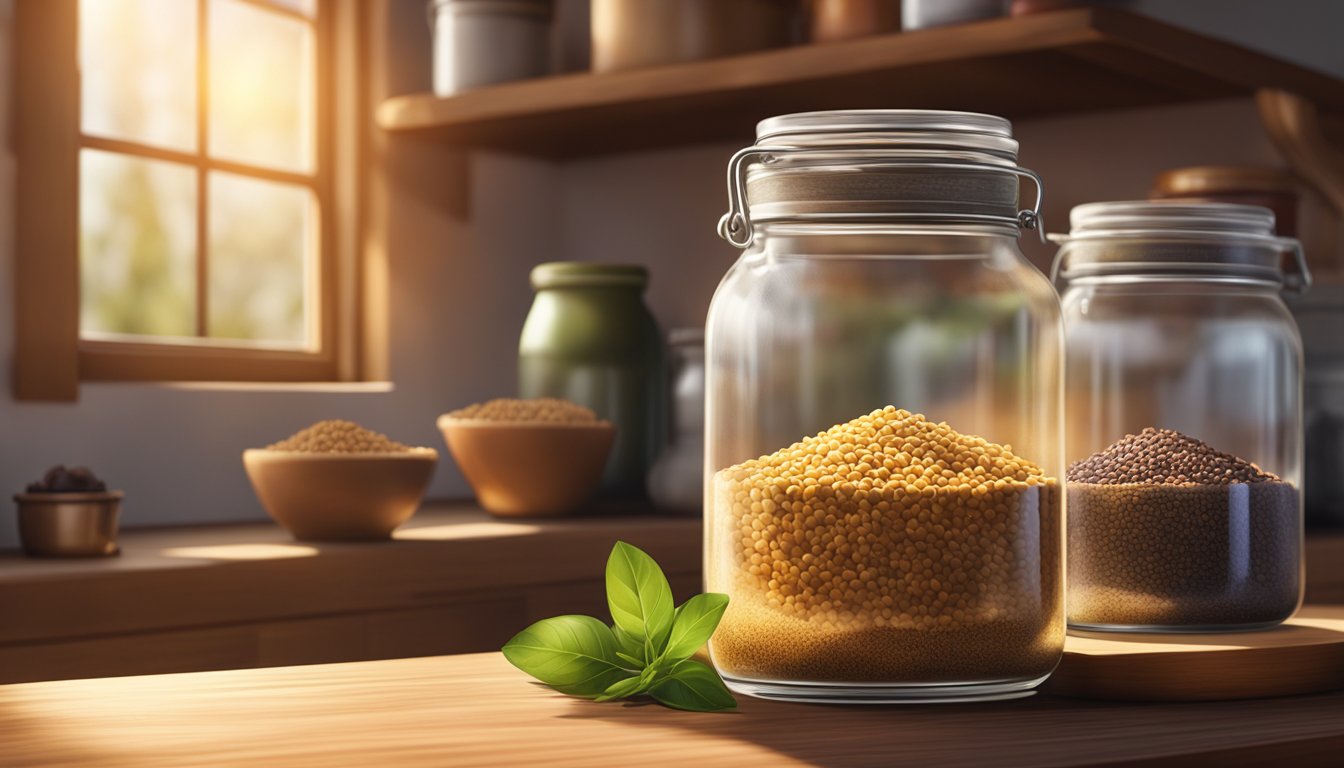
[708,406,1062,683]
[267,420,420,454]
[445,397,601,423]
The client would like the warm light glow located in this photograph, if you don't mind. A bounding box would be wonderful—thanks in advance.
[77,0,318,345]
[161,543,319,560]
[1065,635,1253,653]
[395,522,542,541]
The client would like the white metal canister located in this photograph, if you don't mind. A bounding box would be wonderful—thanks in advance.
[429,0,552,95]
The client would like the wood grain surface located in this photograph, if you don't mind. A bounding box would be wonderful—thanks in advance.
[3,650,1343,768]
[377,7,1344,158]
[1048,606,1344,701]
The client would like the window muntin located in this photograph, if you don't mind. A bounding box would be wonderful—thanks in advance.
[77,0,322,350]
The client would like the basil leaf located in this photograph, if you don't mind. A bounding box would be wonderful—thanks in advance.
[612,623,647,666]
[606,541,675,656]
[660,592,729,663]
[593,675,646,702]
[648,660,737,712]
[501,615,635,698]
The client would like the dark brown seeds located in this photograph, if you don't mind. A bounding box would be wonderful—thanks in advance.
[1066,428,1299,629]
[1067,427,1278,486]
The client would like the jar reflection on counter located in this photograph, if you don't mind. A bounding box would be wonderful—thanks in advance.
[519,262,664,498]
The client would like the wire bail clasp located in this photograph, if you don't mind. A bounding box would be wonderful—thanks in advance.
[717,147,1046,249]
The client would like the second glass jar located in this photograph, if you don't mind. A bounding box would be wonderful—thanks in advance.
[1054,201,1308,632]
[705,110,1065,703]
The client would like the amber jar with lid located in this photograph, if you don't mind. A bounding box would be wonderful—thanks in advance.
[1151,165,1298,236]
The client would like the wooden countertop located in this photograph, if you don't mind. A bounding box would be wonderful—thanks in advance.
[4,651,1343,768]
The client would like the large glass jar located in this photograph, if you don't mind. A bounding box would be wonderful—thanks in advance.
[1054,202,1309,632]
[705,111,1065,703]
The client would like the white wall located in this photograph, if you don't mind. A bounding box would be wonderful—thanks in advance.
[1129,0,1344,78]
[0,0,1336,548]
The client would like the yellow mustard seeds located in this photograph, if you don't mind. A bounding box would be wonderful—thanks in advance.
[446,397,601,424]
[708,406,1062,683]
[267,420,419,454]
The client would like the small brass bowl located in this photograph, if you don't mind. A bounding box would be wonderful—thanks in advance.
[14,491,123,558]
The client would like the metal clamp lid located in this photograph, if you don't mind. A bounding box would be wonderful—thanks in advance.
[1049,235,1312,294]
[716,146,1044,249]
[1047,201,1312,294]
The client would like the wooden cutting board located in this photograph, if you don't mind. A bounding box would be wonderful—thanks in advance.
[1046,605,1344,701]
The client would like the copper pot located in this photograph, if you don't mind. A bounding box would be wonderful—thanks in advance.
[1150,165,1299,236]
[15,492,123,557]
[809,0,901,43]
[591,0,801,72]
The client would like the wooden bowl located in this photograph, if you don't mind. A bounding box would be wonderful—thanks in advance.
[242,449,439,541]
[437,416,615,517]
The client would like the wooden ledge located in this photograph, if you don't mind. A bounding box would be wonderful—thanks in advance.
[0,502,701,683]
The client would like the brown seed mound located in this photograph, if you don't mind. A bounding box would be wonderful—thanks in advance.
[446,397,599,423]
[1066,427,1300,629]
[1068,427,1278,485]
[267,420,416,454]
[708,406,1062,684]
[1067,482,1300,628]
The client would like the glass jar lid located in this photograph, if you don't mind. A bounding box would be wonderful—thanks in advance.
[1049,201,1310,293]
[718,110,1043,248]
[754,110,1019,158]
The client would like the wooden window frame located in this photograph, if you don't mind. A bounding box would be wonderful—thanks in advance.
[15,0,370,400]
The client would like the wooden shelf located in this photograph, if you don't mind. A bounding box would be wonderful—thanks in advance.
[0,503,700,684]
[377,8,1344,159]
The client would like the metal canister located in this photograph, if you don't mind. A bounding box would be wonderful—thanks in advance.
[15,492,123,557]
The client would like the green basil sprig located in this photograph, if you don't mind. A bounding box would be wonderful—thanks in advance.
[502,541,736,712]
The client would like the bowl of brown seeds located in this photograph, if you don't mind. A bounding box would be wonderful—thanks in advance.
[437,398,615,517]
[244,420,439,541]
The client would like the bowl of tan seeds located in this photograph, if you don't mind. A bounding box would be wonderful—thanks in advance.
[244,420,439,541]
[437,398,615,517]
[707,406,1063,686]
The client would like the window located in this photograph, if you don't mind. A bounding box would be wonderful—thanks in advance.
[15,0,368,399]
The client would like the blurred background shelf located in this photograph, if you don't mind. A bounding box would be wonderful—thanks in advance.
[377,8,1344,159]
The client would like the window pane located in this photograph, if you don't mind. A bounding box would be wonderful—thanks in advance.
[268,0,316,17]
[80,149,197,338]
[208,173,313,346]
[80,0,198,151]
[210,0,314,172]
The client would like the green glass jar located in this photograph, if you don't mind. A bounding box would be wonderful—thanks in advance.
[519,262,665,497]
